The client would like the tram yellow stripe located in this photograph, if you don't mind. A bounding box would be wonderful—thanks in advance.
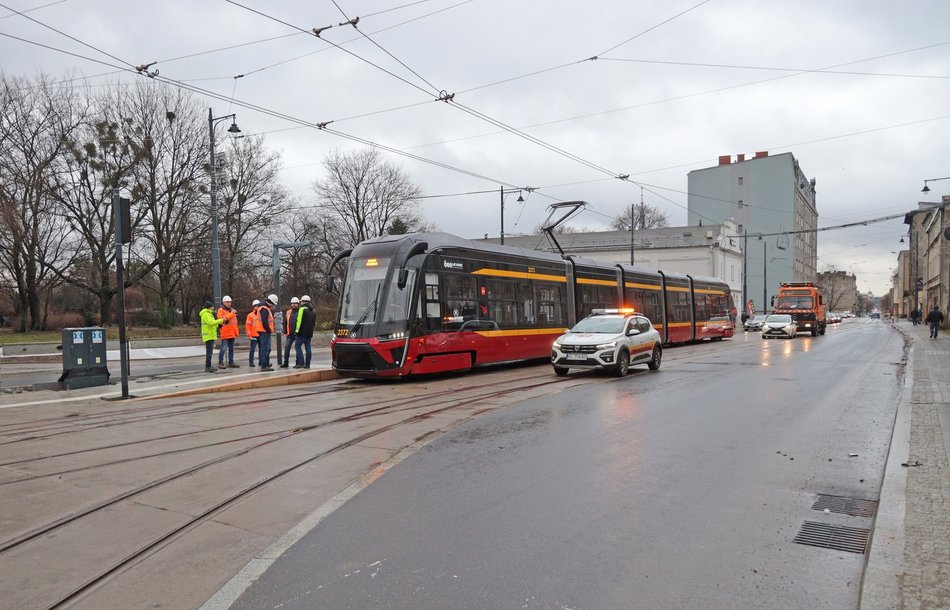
[474,328,568,338]
[624,282,661,291]
[472,269,566,282]
[576,278,616,287]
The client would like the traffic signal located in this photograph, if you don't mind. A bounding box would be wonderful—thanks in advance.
[118,197,131,244]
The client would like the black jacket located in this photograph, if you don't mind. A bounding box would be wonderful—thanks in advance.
[296,304,316,338]
[925,308,944,324]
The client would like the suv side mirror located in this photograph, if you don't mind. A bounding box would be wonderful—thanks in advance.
[627,328,641,336]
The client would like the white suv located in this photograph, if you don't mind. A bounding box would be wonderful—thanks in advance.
[551,309,662,377]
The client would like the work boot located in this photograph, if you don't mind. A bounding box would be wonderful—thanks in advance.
[293,364,303,369]
[260,365,274,371]
[205,367,216,373]
[279,364,288,369]
[229,363,240,368]
[218,363,227,370]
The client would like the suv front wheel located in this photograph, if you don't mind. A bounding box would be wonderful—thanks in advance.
[647,346,662,370]
[613,349,630,377]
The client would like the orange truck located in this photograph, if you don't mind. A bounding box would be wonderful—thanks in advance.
[772,282,826,336]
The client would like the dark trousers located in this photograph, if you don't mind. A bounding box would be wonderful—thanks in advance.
[283,334,296,365]
[248,337,258,366]
[204,340,214,369]
[295,335,312,367]
[930,321,940,338]
[218,338,235,365]
[259,332,272,366]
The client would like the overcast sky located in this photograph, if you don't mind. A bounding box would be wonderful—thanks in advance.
[2,0,949,295]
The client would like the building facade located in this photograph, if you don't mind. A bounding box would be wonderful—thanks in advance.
[899,196,950,317]
[486,220,744,308]
[687,151,818,314]
[815,270,858,313]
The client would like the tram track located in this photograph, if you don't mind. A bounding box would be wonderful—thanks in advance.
[0,369,565,555]
[33,375,568,609]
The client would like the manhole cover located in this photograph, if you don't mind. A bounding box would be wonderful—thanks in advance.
[812,494,877,518]
[793,521,871,554]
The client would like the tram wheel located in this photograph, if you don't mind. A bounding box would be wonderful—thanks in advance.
[553,365,569,376]
[647,346,662,371]
[613,350,630,377]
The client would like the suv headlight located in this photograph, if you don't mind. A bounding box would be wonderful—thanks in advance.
[552,342,561,349]
[596,341,617,350]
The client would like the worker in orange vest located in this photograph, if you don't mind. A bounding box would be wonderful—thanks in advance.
[281,296,300,368]
[258,295,276,371]
[245,299,262,368]
[217,295,240,369]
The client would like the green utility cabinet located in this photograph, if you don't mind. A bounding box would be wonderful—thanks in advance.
[59,327,111,389]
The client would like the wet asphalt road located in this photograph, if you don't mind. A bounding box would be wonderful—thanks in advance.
[234,320,902,610]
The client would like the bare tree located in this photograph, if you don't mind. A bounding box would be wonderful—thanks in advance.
[0,74,82,330]
[211,134,290,296]
[127,83,209,327]
[610,202,670,231]
[49,85,157,324]
[312,148,423,247]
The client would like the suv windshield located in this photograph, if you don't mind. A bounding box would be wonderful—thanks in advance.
[571,317,626,334]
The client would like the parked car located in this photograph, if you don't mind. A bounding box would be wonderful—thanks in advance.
[551,309,662,377]
[743,314,768,332]
[761,314,798,339]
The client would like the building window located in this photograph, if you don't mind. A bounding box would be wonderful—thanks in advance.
[738,177,743,185]
[737,200,744,208]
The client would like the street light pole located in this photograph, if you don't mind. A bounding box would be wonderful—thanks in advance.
[208,108,240,307]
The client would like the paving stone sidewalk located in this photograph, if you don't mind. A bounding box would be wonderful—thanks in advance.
[873,320,950,609]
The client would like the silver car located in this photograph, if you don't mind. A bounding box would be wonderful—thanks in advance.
[551,309,662,377]
[761,314,798,339]
[743,314,768,331]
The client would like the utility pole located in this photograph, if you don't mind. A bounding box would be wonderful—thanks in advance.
[112,189,130,399]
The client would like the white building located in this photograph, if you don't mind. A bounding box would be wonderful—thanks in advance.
[687,151,818,314]
[482,219,744,307]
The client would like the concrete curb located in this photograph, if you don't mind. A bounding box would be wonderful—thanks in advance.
[141,368,340,400]
[860,323,912,609]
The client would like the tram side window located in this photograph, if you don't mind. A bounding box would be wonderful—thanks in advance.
[424,273,442,332]
[578,284,616,319]
[535,283,565,326]
[484,278,523,328]
[625,287,661,322]
[667,289,691,323]
[694,293,711,322]
[443,273,478,330]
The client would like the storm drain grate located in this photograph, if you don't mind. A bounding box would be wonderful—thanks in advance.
[793,521,871,554]
[812,494,878,518]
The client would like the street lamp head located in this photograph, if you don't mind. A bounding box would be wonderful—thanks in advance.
[516,193,524,202]
[227,121,241,134]
[922,184,930,194]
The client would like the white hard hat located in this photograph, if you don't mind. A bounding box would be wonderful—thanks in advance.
[222,295,232,302]
[267,294,277,304]
[300,295,311,302]
[252,299,261,306]
[290,296,300,304]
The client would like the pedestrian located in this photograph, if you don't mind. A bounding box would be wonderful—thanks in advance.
[281,296,300,368]
[258,294,277,371]
[245,299,262,367]
[294,294,316,369]
[217,295,240,369]
[200,300,224,373]
[925,304,944,338]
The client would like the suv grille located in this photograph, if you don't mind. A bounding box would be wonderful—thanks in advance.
[561,345,598,354]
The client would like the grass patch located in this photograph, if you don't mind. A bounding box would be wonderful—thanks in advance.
[0,326,198,345]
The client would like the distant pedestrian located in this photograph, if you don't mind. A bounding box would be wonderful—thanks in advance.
[200,300,224,373]
[925,305,944,338]
[258,295,277,371]
[245,299,262,367]
[911,308,921,326]
[294,295,316,369]
[217,296,240,369]
[281,297,301,368]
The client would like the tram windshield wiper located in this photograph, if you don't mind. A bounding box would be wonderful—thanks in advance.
[350,286,380,335]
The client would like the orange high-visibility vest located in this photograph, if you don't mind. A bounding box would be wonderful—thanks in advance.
[245,307,260,338]
[217,306,239,339]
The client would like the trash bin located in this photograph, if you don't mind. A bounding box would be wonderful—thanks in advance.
[59,327,111,390]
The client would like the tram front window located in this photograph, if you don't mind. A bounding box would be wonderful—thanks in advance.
[381,269,415,325]
[340,258,389,331]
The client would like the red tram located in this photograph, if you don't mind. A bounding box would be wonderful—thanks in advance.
[329,232,735,378]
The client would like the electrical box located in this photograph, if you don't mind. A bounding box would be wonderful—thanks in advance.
[59,327,110,390]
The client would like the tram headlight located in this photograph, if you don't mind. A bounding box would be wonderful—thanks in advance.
[385,331,406,340]
[596,341,617,350]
